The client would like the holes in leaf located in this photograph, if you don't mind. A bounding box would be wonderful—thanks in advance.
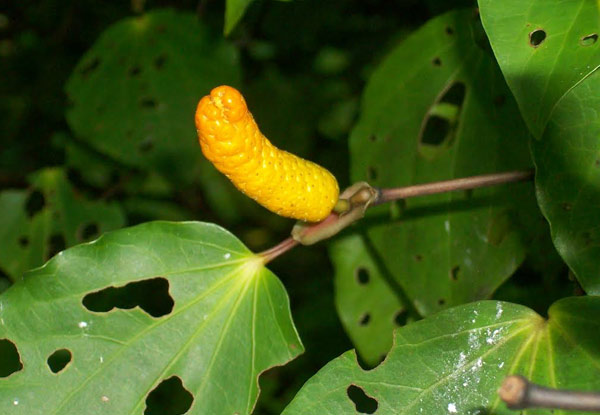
[440,82,466,106]
[129,65,142,77]
[450,265,460,281]
[419,81,465,150]
[82,277,174,318]
[438,298,446,306]
[154,54,167,70]
[432,57,442,66]
[355,267,370,285]
[0,339,23,377]
[80,57,100,77]
[18,236,29,248]
[25,190,45,218]
[47,233,66,259]
[359,313,371,326]
[367,166,378,181]
[420,116,450,146]
[144,376,193,415]
[394,309,408,326]
[78,222,99,241]
[140,97,157,109]
[529,29,546,47]
[580,33,598,46]
[347,385,378,414]
[47,348,72,373]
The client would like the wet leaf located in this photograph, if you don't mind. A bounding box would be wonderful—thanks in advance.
[0,221,302,414]
[283,297,600,415]
[478,0,600,138]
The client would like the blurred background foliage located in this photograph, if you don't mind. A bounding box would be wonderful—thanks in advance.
[0,0,578,413]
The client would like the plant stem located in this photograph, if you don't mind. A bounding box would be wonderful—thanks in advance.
[259,237,299,264]
[259,168,535,262]
[376,169,534,204]
[499,375,600,412]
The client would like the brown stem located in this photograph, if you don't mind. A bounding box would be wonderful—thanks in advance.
[376,169,534,204]
[260,169,535,259]
[259,237,299,264]
[499,375,600,412]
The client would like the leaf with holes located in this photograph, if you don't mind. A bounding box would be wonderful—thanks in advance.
[65,9,241,184]
[478,0,600,138]
[349,9,543,317]
[531,69,600,294]
[0,221,302,414]
[330,234,416,366]
[283,297,600,415]
[0,168,124,282]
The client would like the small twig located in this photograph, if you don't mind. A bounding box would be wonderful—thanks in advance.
[376,169,534,205]
[499,375,600,412]
[259,237,299,264]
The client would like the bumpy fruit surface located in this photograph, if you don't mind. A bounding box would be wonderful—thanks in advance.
[195,85,339,222]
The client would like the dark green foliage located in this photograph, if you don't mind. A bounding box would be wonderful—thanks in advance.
[1,0,598,414]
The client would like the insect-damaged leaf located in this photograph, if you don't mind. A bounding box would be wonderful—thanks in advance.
[283,297,600,415]
[478,0,600,139]
[0,168,124,282]
[0,221,302,414]
[65,9,241,184]
[348,9,548,317]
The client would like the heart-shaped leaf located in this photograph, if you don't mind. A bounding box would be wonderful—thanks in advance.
[65,9,241,184]
[478,0,600,138]
[283,297,600,414]
[348,9,540,317]
[0,221,302,414]
[0,168,124,282]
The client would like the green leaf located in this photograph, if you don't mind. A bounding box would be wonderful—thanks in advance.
[283,297,600,415]
[0,221,302,414]
[348,9,538,316]
[225,0,254,35]
[531,69,600,294]
[0,168,124,282]
[329,233,416,366]
[478,0,600,138]
[225,0,292,35]
[65,9,241,184]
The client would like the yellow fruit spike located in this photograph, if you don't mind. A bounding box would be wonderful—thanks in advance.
[195,85,339,222]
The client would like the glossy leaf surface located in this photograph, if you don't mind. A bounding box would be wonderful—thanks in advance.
[283,297,600,415]
[0,222,302,414]
[479,0,600,138]
[531,69,600,293]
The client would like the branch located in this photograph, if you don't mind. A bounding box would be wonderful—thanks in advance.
[259,169,535,263]
[499,375,600,412]
[376,169,534,205]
